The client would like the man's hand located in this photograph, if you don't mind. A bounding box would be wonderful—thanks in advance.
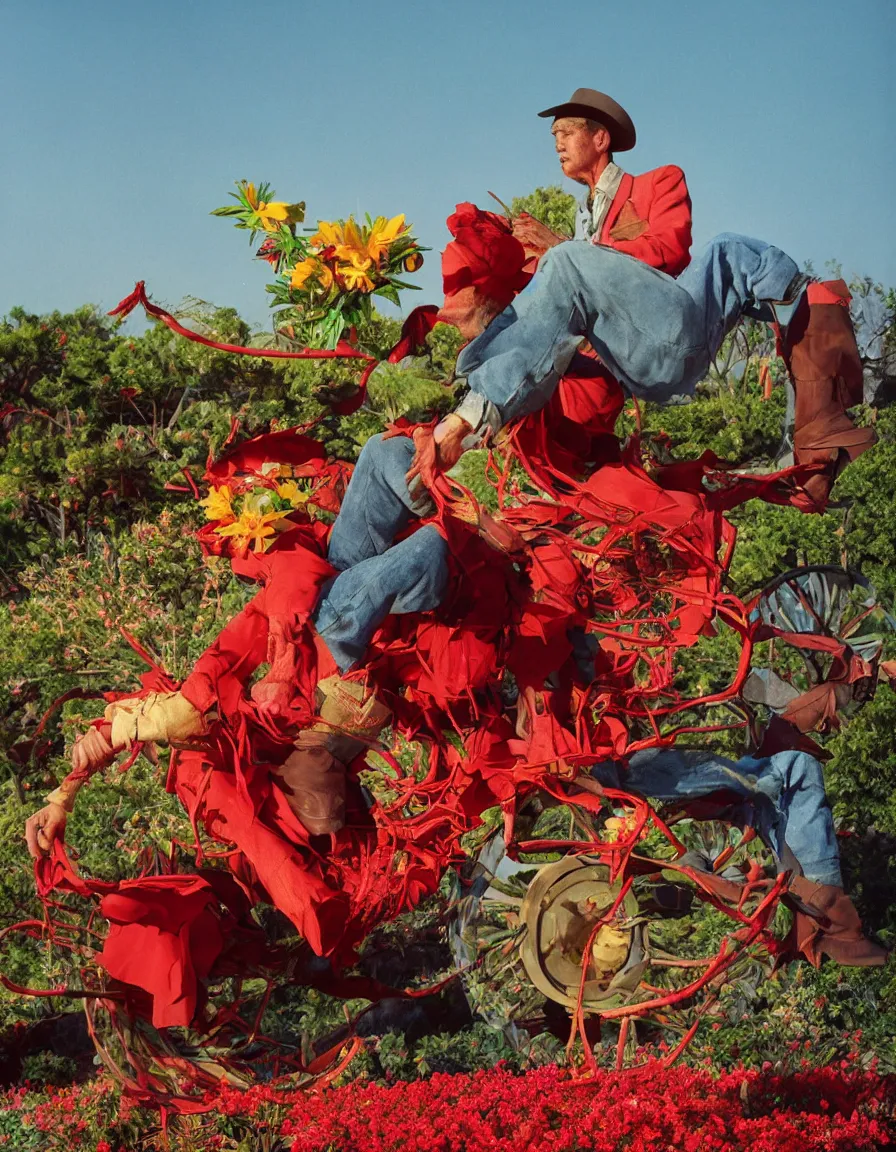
[25,803,67,859]
[511,212,564,259]
[405,415,475,503]
[433,413,474,470]
[71,724,117,774]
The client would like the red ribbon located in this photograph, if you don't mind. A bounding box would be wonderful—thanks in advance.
[108,282,379,415]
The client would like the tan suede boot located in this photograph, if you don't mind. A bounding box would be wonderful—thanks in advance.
[782,281,876,506]
[789,875,888,968]
[273,676,391,835]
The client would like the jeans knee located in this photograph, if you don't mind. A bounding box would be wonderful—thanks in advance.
[538,240,579,278]
[394,525,448,611]
[356,432,414,481]
[706,232,751,259]
[406,525,448,582]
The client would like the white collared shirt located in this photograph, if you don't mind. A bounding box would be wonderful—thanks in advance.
[575,162,626,241]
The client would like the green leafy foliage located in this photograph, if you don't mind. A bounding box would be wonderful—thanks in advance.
[509,186,577,238]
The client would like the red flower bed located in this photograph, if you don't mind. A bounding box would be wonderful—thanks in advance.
[276,1063,895,1152]
[6,1062,895,1151]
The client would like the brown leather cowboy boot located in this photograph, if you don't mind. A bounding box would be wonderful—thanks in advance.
[781,280,876,507]
[789,875,888,968]
[272,675,391,835]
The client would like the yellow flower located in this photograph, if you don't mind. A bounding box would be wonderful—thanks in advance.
[311,219,345,248]
[316,262,335,291]
[366,214,407,264]
[199,485,235,523]
[311,215,409,271]
[276,479,309,507]
[338,262,376,293]
[333,224,372,270]
[290,258,319,290]
[256,200,291,233]
[245,182,259,210]
[290,257,334,293]
[342,217,365,252]
[215,501,293,555]
[314,217,370,265]
[343,248,374,272]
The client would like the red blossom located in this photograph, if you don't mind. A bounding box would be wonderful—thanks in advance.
[256,238,280,267]
[9,1063,892,1151]
[442,202,532,309]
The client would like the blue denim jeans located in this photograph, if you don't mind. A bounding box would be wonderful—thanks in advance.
[313,434,448,671]
[314,233,800,671]
[593,747,842,887]
[456,233,799,420]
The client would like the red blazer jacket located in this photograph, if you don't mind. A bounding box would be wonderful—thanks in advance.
[597,165,692,277]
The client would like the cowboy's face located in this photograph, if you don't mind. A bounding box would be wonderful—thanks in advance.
[551,117,610,184]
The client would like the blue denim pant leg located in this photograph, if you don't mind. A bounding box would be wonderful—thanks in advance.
[676,232,801,355]
[327,433,430,570]
[457,234,801,421]
[592,746,842,887]
[314,524,449,672]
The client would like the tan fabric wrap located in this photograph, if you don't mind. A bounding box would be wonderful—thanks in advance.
[292,676,392,767]
[104,691,207,748]
[45,782,78,812]
[316,676,391,738]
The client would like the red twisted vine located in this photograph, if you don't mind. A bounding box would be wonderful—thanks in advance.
[108,282,379,414]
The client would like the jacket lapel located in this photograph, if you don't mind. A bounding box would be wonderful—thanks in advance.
[601,173,634,243]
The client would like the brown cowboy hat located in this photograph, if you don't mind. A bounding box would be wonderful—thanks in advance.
[537,88,636,152]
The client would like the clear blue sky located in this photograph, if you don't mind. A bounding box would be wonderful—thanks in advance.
[2,0,893,330]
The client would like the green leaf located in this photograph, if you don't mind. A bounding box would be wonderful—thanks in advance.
[374,284,401,306]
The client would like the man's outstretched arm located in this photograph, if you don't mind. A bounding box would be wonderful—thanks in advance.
[24,693,208,859]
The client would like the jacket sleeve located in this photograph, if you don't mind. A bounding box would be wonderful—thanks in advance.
[606,165,692,275]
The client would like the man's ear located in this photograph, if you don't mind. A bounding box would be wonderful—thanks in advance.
[593,125,612,155]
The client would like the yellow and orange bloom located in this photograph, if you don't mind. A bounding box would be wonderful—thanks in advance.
[243,183,305,233]
[199,484,235,523]
[215,499,294,555]
[366,214,407,265]
[290,259,317,290]
[311,219,344,249]
[338,262,376,293]
[290,257,335,293]
[311,215,408,274]
[276,479,309,507]
[343,248,374,273]
[256,200,292,233]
